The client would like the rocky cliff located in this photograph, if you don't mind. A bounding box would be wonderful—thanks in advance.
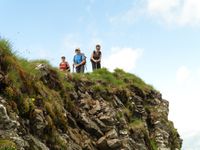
[0,39,182,150]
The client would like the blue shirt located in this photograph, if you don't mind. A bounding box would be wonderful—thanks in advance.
[73,54,85,64]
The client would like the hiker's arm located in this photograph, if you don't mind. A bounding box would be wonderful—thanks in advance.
[96,54,102,62]
[80,59,86,65]
[66,67,70,72]
[66,62,70,68]
[90,53,96,62]
[59,63,62,70]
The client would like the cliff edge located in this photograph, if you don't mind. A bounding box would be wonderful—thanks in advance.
[0,39,182,150]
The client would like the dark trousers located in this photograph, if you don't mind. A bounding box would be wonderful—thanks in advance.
[92,61,101,71]
[76,65,85,73]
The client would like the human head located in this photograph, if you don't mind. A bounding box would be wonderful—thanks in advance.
[75,48,81,54]
[96,44,101,51]
[61,56,65,61]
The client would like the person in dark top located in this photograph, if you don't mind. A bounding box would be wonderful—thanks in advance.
[90,44,102,71]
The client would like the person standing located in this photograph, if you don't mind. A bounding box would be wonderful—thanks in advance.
[59,56,70,72]
[90,44,102,71]
[73,48,86,73]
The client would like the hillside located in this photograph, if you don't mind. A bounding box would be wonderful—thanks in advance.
[0,39,182,150]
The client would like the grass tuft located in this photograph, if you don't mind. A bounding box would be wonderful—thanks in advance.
[0,139,16,150]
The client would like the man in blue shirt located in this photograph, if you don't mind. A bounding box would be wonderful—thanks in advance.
[73,48,86,73]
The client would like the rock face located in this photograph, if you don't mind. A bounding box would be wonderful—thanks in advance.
[0,49,182,150]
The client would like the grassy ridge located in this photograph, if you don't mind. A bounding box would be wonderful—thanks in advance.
[0,39,157,149]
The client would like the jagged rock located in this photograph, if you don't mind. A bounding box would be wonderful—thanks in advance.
[99,115,115,126]
[67,114,78,128]
[79,99,91,110]
[0,72,4,81]
[78,112,103,138]
[97,136,109,150]
[67,140,82,150]
[97,129,120,149]
[113,95,124,107]
[0,100,29,149]
[30,108,47,137]
[0,104,19,130]
[89,100,101,115]
[119,130,128,136]
[92,117,111,133]
[25,135,49,150]
[68,128,82,145]
[107,139,121,149]
[121,138,137,150]
[35,63,62,90]
[105,129,118,139]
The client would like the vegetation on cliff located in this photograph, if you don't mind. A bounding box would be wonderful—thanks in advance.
[0,39,181,150]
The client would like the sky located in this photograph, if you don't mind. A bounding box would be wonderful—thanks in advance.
[0,0,200,149]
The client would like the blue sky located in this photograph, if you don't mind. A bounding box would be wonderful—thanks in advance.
[1,0,200,149]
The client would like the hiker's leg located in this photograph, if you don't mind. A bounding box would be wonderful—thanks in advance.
[81,65,85,73]
[97,62,101,69]
[76,66,81,73]
[92,61,96,71]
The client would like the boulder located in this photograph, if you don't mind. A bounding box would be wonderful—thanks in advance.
[107,139,121,149]
[0,104,19,130]
[99,115,115,126]
[25,135,49,150]
[30,108,47,137]
[78,112,103,138]
[97,136,109,150]
[105,129,118,139]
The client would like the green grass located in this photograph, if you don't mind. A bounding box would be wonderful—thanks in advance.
[56,70,74,91]
[129,118,145,130]
[88,68,125,86]
[17,58,52,77]
[150,139,158,150]
[113,68,154,91]
[0,140,16,150]
[72,68,155,94]
[7,69,22,89]
[0,147,16,150]
[0,39,14,56]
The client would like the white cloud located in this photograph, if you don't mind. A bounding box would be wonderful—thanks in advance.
[146,0,200,26]
[110,0,200,27]
[102,47,142,72]
[161,66,200,150]
[109,1,144,25]
[176,66,190,83]
[109,7,141,25]
[183,133,200,150]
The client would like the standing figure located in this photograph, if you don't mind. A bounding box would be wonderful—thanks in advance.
[73,48,86,73]
[59,56,70,72]
[90,44,102,71]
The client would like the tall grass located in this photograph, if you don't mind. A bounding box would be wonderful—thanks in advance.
[0,39,14,56]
